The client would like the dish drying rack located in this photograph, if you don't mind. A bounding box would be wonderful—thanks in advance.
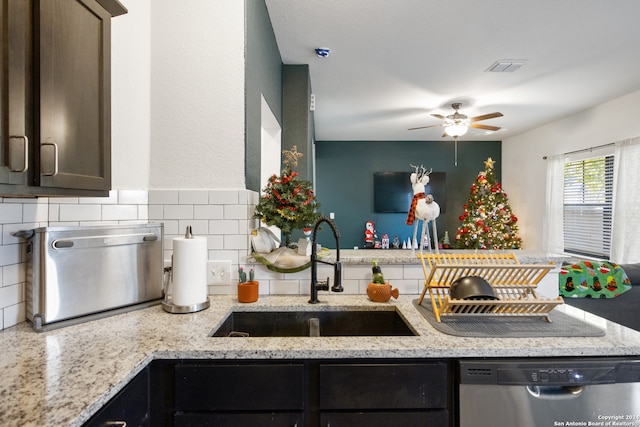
[417,253,563,323]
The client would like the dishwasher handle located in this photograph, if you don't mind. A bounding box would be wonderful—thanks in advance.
[526,385,585,400]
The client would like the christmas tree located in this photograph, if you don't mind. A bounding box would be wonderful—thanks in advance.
[455,158,522,249]
[254,146,322,246]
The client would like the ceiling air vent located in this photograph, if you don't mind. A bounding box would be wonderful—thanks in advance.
[486,60,526,72]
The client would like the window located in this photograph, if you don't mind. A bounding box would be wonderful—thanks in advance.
[563,155,613,259]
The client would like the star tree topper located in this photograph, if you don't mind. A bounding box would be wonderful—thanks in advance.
[484,157,496,170]
[282,145,304,167]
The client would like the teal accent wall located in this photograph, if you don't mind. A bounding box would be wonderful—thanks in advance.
[245,0,283,192]
[314,140,501,249]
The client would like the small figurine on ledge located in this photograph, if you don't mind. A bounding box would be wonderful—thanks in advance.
[364,220,377,249]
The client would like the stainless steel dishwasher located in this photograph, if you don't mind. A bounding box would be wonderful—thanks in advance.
[459,358,640,427]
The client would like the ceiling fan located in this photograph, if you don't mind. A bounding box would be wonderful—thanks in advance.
[408,102,503,165]
[408,102,503,137]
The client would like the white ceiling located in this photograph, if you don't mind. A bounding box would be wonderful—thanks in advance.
[265,0,640,142]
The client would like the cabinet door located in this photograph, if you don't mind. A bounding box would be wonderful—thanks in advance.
[174,364,305,412]
[35,0,111,191]
[0,0,31,186]
[319,363,448,410]
[83,366,150,427]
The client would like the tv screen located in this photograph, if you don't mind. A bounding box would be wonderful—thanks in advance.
[373,171,446,213]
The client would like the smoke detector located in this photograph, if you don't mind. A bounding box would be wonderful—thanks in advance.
[315,47,331,58]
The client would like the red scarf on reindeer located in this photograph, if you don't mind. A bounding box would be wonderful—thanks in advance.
[406,192,425,225]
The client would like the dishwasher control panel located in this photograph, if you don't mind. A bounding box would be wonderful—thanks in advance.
[460,358,640,385]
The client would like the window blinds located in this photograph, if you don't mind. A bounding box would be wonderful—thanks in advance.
[563,155,613,259]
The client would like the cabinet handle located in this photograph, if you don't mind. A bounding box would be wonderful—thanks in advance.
[40,142,58,176]
[103,422,126,427]
[8,135,29,172]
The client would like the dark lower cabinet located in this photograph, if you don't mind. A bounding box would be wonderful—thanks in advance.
[83,365,150,427]
[84,359,452,427]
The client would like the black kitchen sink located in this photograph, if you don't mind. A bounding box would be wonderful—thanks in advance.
[210,309,417,337]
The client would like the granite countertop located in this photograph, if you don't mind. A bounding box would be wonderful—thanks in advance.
[2,294,640,426]
[318,249,571,265]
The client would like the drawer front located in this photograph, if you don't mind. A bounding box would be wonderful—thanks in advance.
[321,410,449,427]
[319,362,448,409]
[175,412,303,427]
[175,364,305,411]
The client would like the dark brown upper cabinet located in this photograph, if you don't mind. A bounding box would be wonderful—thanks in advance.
[0,0,126,197]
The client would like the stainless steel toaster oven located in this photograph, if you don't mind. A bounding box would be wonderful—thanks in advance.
[18,223,164,331]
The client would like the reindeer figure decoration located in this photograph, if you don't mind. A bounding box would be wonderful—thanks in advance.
[406,164,440,253]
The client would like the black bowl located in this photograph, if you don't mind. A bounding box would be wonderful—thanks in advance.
[450,276,498,300]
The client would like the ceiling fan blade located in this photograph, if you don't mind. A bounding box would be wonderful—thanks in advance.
[471,112,503,122]
[470,123,501,131]
[431,114,446,120]
[408,124,443,130]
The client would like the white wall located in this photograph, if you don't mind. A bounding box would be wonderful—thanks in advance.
[503,89,640,251]
[111,0,151,189]
[149,0,246,190]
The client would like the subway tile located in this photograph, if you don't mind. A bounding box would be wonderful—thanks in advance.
[206,235,225,251]
[102,205,139,221]
[119,189,148,205]
[54,197,80,204]
[48,204,60,222]
[163,205,193,220]
[403,264,426,280]
[22,203,49,223]
[0,203,23,223]
[224,234,249,250]
[80,190,117,204]
[3,301,26,329]
[0,282,24,307]
[148,190,179,204]
[161,220,179,235]
[0,244,21,267]
[208,249,240,264]
[59,204,101,222]
[137,205,148,220]
[194,205,224,220]
[269,280,300,295]
[224,204,250,220]
[179,190,209,205]
[209,219,239,235]
[147,204,164,220]
[208,190,238,205]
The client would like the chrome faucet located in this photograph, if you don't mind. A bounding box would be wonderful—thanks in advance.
[309,216,343,304]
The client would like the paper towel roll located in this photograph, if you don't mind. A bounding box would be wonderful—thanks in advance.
[172,236,208,306]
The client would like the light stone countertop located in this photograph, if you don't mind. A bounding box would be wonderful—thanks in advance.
[318,249,571,265]
[2,294,640,426]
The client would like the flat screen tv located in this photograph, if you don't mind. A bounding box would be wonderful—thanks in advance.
[373,171,446,213]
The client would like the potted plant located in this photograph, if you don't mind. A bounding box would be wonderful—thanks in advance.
[367,260,399,302]
[238,267,259,303]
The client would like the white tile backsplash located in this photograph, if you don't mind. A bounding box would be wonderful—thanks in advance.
[2,187,425,332]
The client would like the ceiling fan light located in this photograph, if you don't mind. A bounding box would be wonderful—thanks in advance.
[445,123,468,137]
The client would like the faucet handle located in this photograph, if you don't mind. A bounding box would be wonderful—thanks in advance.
[317,278,330,291]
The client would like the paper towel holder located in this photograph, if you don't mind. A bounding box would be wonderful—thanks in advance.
[161,264,210,314]
[161,226,211,314]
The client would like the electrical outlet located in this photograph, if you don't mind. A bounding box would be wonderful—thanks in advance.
[207,260,231,285]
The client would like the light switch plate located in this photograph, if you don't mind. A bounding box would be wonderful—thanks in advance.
[207,260,232,285]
